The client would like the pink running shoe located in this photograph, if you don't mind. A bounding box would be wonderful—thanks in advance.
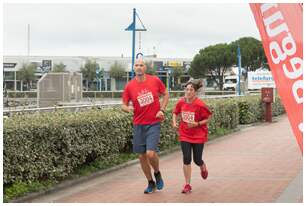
[181,184,192,193]
[201,167,208,179]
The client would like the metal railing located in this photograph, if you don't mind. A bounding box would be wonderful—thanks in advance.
[3,93,260,117]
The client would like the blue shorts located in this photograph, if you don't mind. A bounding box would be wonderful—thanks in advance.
[132,122,160,154]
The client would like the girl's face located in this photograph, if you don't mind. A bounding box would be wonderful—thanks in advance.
[184,84,196,100]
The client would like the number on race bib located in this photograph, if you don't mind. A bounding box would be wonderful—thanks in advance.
[182,111,195,123]
[137,92,154,107]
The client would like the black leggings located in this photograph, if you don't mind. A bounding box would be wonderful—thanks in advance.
[181,141,204,166]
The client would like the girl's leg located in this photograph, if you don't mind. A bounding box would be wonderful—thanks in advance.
[181,141,192,184]
[192,143,208,179]
[183,164,191,184]
[192,143,204,167]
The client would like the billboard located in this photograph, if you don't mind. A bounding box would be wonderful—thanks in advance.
[247,71,276,89]
[3,63,17,69]
[166,61,183,67]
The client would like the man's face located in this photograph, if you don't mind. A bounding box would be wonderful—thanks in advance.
[134,60,146,76]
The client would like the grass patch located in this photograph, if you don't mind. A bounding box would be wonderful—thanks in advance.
[3,180,55,203]
[73,153,138,177]
[209,127,237,141]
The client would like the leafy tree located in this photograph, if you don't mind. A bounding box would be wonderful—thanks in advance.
[109,61,126,79]
[230,37,268,72]
[16,63,36,90]
[80,59,97,91]
[190,43,235,90]
[52,62,67,72]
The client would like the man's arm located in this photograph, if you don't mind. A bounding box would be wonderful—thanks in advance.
[121,101,133,113]
[156,89,169,119]
[160,89,169,111]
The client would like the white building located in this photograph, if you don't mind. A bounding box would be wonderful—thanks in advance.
[3,55,192,91]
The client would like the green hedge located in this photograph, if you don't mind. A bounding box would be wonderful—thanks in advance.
[7,91,37,98]
[83,91,187,99]
[4,109,132,185]
[83,91,122,98]
[236,95,285,124]
[272,96,286,116]
[3,95,285,187]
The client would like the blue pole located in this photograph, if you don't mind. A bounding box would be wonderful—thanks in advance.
[167,70,170,92]
[131,8,136,79]
[96,64,100,91]
[237,45,241,95]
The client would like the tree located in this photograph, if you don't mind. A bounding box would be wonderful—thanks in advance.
[230,37,268,72]
[109,61,126,79]
[16,63,36,90]
[189,43,235,90]
[144,61,156,75]
[80,59,97,91]
[52,62,67,72]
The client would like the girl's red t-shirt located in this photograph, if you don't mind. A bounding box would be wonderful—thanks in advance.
[173,97,212,143]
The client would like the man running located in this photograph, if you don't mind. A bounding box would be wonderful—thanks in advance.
[122,58,169,194]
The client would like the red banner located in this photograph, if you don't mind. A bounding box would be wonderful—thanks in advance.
[249,3,303,153]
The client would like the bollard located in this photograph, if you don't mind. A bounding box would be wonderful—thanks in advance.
[261,88,274,122]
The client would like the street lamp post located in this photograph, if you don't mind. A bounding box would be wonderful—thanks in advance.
[237,45,241,95]
[125,8,147,80]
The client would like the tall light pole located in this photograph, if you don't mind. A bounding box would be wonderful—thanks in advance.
[125,8,147,79]
[27,24,30,57]
[237,45,241,95]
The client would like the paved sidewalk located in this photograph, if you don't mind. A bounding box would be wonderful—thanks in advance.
[29,115,302,203]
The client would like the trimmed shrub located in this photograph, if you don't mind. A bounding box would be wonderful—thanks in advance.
[4,108,132,185]
[3,95,285,187]
[236,95,285,124]
[7,91,37,98]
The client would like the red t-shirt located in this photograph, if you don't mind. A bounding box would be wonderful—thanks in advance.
[173,97,212,143]
[122,74,166,125]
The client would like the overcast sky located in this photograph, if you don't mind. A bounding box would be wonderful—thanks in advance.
[3,3,261,58]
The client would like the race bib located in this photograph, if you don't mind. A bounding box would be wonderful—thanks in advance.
[137,92,154,107]
[182,111,195,123]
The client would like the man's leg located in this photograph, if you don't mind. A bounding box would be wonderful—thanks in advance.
[138,153,153,181]
[146,150,164,190]
[145,123,161,172]
[146,150,159,172]
[146,123,164,190]
[133,125,156,193]
[139,153,157,193]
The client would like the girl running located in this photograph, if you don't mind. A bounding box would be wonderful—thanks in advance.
[172,79,212,194]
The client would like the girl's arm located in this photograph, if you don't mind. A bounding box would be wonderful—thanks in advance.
[172,113,179,128]
[198,115,211,126]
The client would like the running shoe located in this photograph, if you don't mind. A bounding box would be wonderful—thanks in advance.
[181,184,192,193]
[154,171,164,190]
[144,181,156,194]
[201,166,208,179]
